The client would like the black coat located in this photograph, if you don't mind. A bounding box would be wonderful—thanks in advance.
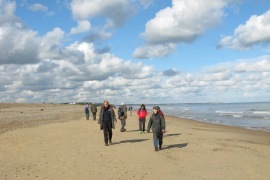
[147,113,165,133]
[98,105,116,130]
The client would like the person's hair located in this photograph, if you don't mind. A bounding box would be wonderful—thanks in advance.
[104,100,109,105]
[141,104,145,108]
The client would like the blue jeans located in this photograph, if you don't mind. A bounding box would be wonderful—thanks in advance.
[85,112,89,120]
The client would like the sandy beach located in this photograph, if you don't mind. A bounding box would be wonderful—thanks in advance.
[0,103,270,180]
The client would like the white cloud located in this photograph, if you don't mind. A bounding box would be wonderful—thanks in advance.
[39,28,66,60]
[205,56,270,73]
[28,3,54,16]
[29,3,48,12]
[0,0,16,15]
[70,0,135,27]
[0,18,40,64]
[1,0,270,103]
[219,9,270,49]
[134,0,228,58]
[133,43,176,59]
[138,0,153,9]
[70,20,91,34]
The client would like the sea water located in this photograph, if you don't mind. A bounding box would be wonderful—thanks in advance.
[138,102,270,132]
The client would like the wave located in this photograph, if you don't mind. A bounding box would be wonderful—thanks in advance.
[253,111,270,115]
[216,110,244,114]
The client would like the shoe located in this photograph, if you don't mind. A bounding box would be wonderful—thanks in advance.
[105,143,108,146]
[155,147,159,151]
[109,141,112,145]
[159,146,162,150]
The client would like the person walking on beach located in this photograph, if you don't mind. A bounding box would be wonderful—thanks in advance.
[84,103,90,120]
[90,103,97,120]
[118,102,127,132]
[128,106,133,116]
[147,106,165,151]
[137,104,148,133]
[98,100,117,146]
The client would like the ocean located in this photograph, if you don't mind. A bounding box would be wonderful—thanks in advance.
[132,102,270,132]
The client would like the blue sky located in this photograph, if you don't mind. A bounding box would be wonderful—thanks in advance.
[0,0,270,104]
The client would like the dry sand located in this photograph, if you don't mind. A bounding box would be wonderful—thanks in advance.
[0,103,270,180]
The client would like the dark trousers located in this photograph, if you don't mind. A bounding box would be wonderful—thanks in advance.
[102,120,112,144]
[153,131,163,148]
[92,112,96,120]
[120,118,126,130]
[139,118,146,131]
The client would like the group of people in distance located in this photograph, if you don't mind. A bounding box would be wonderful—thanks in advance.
[84,100,166,151]
[84,103,97,120]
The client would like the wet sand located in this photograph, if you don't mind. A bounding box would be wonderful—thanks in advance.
[0,103,269,179]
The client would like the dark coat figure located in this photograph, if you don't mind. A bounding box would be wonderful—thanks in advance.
[118,102,127,132]
[147,106,166,151]
[91,103,97,120]
[98,100,117,146]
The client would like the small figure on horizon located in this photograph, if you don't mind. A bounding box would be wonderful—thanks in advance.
[137,104,148,133]
[91,103,97,120]
[147,106,166,151]
[118,102,127,132]
[84,103,90,120]
[98,100,117,146]
[128,106,133,116]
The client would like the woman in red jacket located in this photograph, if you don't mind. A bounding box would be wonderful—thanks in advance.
[137,104,148,133]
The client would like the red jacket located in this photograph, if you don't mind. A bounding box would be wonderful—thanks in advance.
[137,108,148,119]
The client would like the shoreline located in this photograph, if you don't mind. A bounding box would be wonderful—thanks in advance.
[1,103,270,135]
[1,102,269,134]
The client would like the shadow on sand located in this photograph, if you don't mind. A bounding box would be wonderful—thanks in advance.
[162,143,188,150]
[126,129,140,132]
[113,139,149,145]
[164,133,181,137]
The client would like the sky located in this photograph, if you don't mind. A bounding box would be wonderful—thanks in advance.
[0,0,270,104]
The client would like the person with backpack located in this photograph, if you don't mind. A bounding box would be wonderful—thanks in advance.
[90,103,97,120]
[84,103,90,120]
[98,100,117,146]
[137,104,148,133]
[118,102,127,132]
[147,106,166,151]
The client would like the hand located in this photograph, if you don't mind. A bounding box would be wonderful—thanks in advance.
[162,129,165,134]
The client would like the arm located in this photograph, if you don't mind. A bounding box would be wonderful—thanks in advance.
[124,106,127,118]
[147,116,152,133]
[112,108,117,122]
[161,116,166,133]
[137,109,140,117]
[98,107,103,124]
